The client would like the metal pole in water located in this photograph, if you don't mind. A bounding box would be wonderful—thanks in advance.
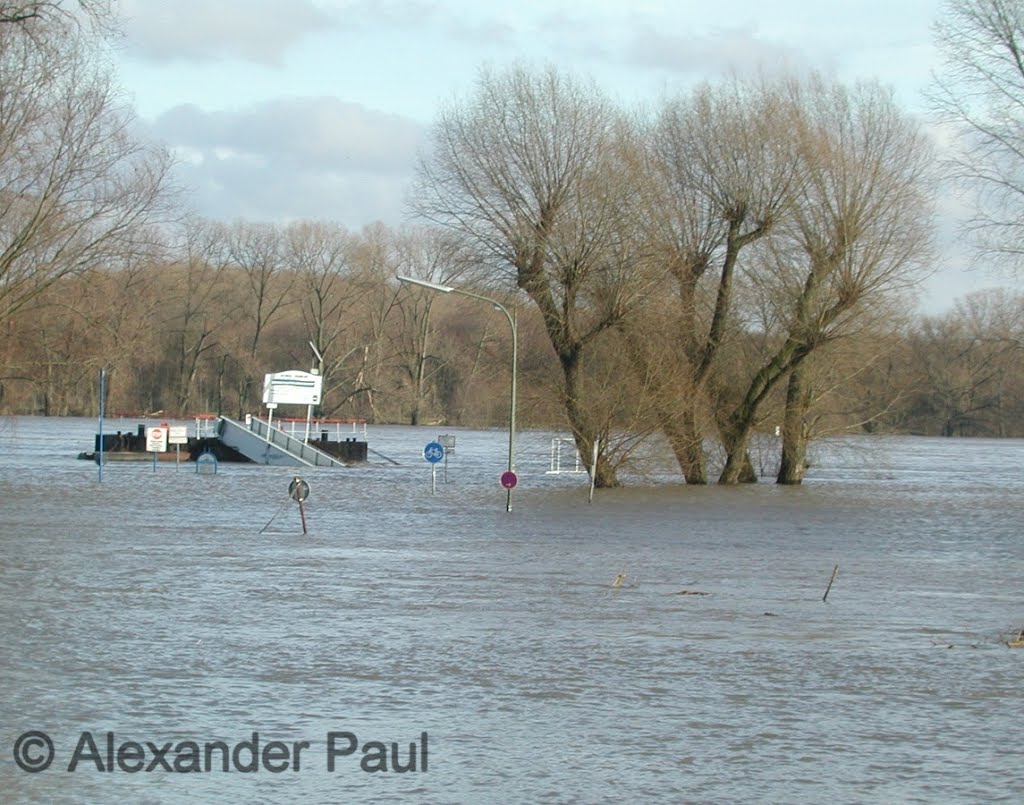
[589,440,599,504]
[397,276,517,513]
[298,499,308,535]
[98,368,105,482]
[432,463,437,495]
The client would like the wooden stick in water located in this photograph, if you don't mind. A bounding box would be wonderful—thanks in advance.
[822,564,839,603]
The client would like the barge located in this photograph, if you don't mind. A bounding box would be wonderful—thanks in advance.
[78,416,369,467]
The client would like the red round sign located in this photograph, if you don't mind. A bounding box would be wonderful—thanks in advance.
[500,470,518,489]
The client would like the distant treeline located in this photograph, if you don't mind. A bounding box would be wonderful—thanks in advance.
[0,218,1021,443]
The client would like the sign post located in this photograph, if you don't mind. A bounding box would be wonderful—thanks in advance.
[500,470,518,511]
[169,425,188,471]
[146,425,168,473]
[439,434,456,483]
[262,370,323,432]
[424,441,444,494]
[289,476,311,535]
[98,368,106,483]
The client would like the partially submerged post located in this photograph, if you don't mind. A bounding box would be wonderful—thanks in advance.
[289,476,310,535]
[823,564,839,602]
[97,368,106,482]
[588,440,599,504]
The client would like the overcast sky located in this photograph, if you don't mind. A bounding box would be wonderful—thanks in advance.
[108,0,1022,313]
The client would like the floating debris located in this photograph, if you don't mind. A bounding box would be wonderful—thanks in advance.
[1007,627,1024,649]
[670,590,710,596]
[611,573,629,588]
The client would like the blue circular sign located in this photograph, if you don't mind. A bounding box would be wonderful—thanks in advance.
[423,441,445,463]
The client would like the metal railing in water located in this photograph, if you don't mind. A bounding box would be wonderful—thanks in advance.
[247,417,346,467]
[273,417,368,443]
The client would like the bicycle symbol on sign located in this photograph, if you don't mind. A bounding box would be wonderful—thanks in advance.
[423,441,445,463]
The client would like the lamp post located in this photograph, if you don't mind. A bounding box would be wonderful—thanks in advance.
[305,340,324,444]
[398,275,518,512]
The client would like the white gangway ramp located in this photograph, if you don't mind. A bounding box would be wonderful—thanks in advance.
[217,416,348,467]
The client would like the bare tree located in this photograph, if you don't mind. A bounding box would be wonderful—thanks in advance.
[411,65,657,486]
[330,222,403,420]
[0,12,173,331]
[631,75,803,483]
[223,221,295,413]
[719,77,934,483]
[283,219,355,414]
[159,217,235,413]
[905,289,1024,435]
[930,0,1024,268]
[391,226,473,424]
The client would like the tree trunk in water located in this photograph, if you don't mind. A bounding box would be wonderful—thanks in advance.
[664,403,707,484]
[619,322,707,484]
[562,351,619,488]
[777,365,811,485]
[718,413,758,484]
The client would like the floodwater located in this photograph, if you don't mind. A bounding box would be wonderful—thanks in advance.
[0,416,1021,804]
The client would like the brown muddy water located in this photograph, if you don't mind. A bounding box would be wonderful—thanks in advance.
[0,416,1021,803]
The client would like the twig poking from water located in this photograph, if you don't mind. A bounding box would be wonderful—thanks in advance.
[1007,627,1024,648]
[822,564,839,603]
[611,573,628,588]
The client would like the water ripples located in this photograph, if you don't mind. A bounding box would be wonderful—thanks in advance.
[0,418,1021,802]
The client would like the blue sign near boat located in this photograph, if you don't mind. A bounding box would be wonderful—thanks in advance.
[423,441,445,463]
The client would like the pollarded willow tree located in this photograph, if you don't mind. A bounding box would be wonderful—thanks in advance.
[628,75,803,484]
[410,65,660,487]
[0,3,173,330]
[931,0,1024,268]
[627,73,932,485]
[722,76,934,484]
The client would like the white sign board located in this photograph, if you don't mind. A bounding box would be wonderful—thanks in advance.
[146,426,168,452]
[262,370,323,406]
[168,426,188,445]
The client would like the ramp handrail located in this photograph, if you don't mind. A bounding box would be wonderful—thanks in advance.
[247,417,346,467]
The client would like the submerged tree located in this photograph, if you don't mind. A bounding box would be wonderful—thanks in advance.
[411,65,658,486]
[635,75,801,483]
[725,77,935,484]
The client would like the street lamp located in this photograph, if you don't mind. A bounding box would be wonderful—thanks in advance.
[397,275,518,512]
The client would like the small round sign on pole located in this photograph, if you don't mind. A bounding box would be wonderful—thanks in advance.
[289,476,310,534]
[424,441,444,495]
[500,470,518,489]
[288,476,310,502]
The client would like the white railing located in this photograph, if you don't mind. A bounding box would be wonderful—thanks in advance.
[248,417,345,467]
[274,417,368,443]
[194,415,220,439]
[546,436,586,474]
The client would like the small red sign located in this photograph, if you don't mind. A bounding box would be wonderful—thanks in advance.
[500,470,518,489]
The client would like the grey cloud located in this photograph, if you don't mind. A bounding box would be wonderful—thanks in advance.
[148,98,425,225]
[623,24,804,76]
[119,0,335,65]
